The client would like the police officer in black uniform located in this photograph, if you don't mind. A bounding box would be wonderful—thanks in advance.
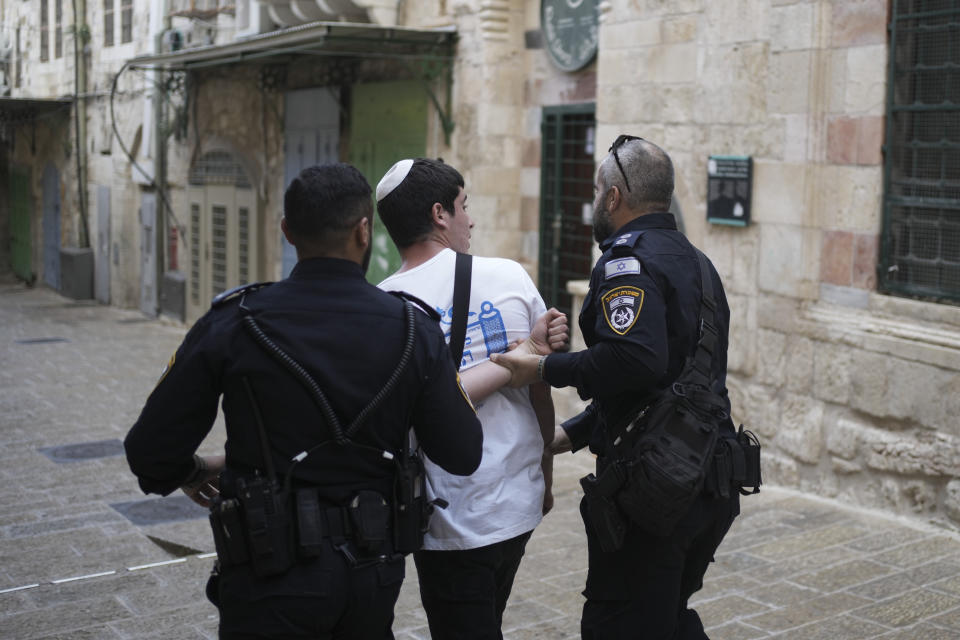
[125,163,483,639]
[492,137,740,639]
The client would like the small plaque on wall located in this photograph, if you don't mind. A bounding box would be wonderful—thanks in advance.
[707,155,752,227]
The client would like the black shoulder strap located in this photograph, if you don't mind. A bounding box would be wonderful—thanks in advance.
[389,290,442,322]
[682,249,719,389]
[448,252,473,368]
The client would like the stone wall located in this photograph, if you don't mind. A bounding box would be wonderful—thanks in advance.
[589,0,960,529]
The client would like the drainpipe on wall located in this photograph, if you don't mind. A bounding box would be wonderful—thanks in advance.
[72,0,89,248]
[151,0,170,315]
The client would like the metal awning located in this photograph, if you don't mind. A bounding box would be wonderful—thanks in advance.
[126,21,457,71]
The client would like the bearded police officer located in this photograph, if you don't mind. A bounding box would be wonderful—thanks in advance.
[125,163,483,639]
[492,138,741,639]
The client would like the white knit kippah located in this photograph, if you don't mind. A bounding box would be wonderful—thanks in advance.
[376,159,414,202]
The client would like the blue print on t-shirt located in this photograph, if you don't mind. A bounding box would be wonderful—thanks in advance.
[439,301,508,368]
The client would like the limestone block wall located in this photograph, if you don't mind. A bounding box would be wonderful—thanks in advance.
[592,0,960,529]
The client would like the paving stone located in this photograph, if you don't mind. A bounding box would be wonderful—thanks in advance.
[774,614,888,640]
[741,580,821,607]
[743,593,872,632]
[875,623,960,640]
[34,626,124,639]
[930,574,960,597]
[748,524,870,561]
[793,559,895,592]
[706,621,771,639]
[750,546,859,582]
[856,588,960,627]
[844,527,926,553]
[0,596,135,638]
[871,536,960,568]
[930,605,960,631]
[692,572,766,601]
[692,595,772,627]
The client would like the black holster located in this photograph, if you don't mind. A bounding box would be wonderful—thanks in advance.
[393,452,436,554]
[580,460,628,553]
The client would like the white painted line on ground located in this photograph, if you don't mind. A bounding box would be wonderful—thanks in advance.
[51,570,117,584]
[1,552,216,594]
[128,558,188,571]
[0,583,40,594]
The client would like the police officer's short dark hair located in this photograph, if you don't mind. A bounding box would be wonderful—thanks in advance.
[377,158,464,249]
[284,163,372,250]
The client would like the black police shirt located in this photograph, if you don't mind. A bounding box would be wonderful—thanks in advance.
[125,257,482,505]
[544,213,733,452]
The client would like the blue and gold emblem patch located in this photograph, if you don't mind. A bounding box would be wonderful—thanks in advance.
[601,286,644,335]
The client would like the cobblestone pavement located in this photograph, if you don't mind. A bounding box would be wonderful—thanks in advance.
[3,282,960,639]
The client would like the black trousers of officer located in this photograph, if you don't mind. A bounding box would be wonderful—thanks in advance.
[579,488,740,640]
[214,541,405,639]
[414,530,533,639]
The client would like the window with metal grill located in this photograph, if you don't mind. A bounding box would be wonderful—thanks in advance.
[121,0,133,43]
[104,0,114,47]
[881,0,960,303]
[54,0,62,58]
[40,0,49,62]
[539,105,596,319]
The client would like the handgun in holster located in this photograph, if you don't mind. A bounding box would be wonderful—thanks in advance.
[580,460,628,553]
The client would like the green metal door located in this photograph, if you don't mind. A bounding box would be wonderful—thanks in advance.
[539,105,596,318]
[349,81,427,284]
[10,165,32,282]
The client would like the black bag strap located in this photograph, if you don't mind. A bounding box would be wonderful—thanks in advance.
[448,252,473,368]
[679,249,719,390]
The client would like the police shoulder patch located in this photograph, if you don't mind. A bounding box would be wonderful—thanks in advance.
[604,257,641,280]
[601,286,645,336]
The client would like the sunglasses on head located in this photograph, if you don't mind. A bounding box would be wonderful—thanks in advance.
[608,135,643,192]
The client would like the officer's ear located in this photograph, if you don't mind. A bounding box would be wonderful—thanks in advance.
[280,217,295,246]
[354,215,371,250]
[431,202,448,230]
[606,185,622,212]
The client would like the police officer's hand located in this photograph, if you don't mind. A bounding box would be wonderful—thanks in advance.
[549,426,572,454]
[489,348,542,388]
[529,308,569,354]
[181,455,225,508]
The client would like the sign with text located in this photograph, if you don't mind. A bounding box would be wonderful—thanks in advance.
[707,155,752,227]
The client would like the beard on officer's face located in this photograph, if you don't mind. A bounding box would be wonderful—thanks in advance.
[361,241,372,275]
[593,201,615,245]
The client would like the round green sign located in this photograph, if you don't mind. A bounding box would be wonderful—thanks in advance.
[541,0,599,72]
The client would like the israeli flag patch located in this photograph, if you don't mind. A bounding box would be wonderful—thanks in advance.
[604,257,641,280]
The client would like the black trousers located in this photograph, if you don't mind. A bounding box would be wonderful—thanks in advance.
[214,543,405,639]
[579,490,740,640]
[413,530,533,640]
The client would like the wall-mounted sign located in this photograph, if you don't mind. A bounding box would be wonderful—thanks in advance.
[707,155,752,226]
[541,0,599,72]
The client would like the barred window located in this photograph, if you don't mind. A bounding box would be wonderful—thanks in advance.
[104,0,114,47]
[880,0,960,303]
[40,0,49,62]
[55,0,62,58]
[121,0,133,44]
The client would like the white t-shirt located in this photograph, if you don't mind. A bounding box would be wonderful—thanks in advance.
[379,248,547,550]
